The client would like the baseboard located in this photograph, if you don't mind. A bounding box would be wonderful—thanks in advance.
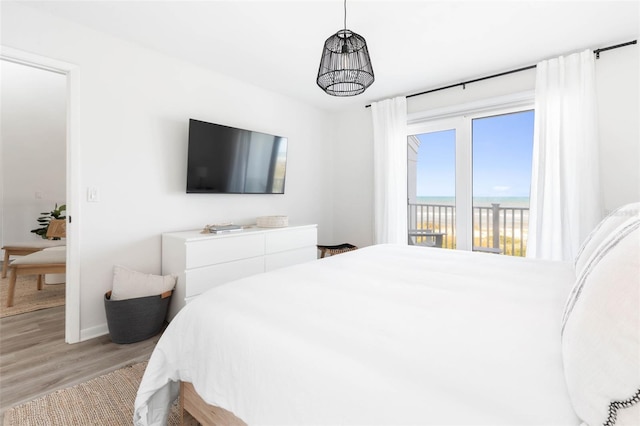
[80,323,109,342]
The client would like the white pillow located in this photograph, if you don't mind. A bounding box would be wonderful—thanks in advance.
[574,202,640,277]
[111,265,176,301]
[562,216,640,426]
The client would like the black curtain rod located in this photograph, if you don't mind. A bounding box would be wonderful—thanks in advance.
[365,39,637,108]
[594,39,637,58]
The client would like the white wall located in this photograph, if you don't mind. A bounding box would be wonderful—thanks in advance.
[1,60,66,248]
[330,105,374,249]
[1,3,334,339]
[331,44,639,248]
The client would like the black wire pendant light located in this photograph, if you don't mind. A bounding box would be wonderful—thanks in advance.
[316,0,374,96]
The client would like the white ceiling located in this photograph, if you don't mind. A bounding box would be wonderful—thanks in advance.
[17,0,640,111]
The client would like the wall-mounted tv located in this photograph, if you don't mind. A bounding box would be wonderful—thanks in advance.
[186,119,288,194]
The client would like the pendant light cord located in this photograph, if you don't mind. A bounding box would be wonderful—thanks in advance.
[343,0,347,32]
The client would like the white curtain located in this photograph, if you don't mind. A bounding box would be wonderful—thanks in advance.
[527,50,603,261]
[371,96,408,244]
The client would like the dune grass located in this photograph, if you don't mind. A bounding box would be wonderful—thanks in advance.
[415,222,528,256]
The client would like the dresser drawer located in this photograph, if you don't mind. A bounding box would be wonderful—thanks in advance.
[163,224,317,321]
[185,257,265,298]
[185,234,265,269]
[265,246,317,271]
[265,227,317,254]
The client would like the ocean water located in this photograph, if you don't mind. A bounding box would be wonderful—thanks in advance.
[416,196,530,208]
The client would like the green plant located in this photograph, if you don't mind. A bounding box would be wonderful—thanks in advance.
[31,204,66,239]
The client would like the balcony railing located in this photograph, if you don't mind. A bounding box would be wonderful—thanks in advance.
[408,203,456,249]
[408,202,529,256]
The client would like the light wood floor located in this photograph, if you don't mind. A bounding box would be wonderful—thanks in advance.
[0,305,160,421]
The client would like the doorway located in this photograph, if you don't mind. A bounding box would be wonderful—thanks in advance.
[0,47,80,343]
[0,59,66,320]
[0,60,67,316]
[407,96,535,254]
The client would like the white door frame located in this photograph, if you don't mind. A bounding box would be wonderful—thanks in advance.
[407,118,473,251]
[1,46,81,343]
[406,91,535,252]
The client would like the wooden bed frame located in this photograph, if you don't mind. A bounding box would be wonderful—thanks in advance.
[180,381,247,426]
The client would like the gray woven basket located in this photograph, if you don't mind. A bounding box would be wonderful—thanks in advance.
[104,290,172,344]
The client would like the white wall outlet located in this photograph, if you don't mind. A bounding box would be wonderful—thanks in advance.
[87,186,100,202]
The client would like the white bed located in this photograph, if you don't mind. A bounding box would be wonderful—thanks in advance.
[134,205,639,426]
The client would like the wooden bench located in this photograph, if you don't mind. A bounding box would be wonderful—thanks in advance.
[4,219,67,307]
[6,249,66,307]
[2,241,66,278]
[2,218,67,278]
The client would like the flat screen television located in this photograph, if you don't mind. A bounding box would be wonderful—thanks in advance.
[186,119,288,194]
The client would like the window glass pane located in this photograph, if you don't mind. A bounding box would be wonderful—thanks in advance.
[472,110,534,256]
[408,129,456,249]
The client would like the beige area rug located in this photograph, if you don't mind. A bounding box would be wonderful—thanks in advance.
[0,275,65,318]
[3,362,182,426]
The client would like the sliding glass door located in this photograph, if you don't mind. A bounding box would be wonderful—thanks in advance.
[408,124,457,249]
[408,99,534,256]
[472,111,534,255]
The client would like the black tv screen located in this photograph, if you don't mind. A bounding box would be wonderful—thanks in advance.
[186,119,288,194]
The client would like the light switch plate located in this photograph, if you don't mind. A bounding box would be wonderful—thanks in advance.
[87,186,100,202]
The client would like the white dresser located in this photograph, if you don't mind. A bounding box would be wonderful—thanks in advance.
[162,224,317,320]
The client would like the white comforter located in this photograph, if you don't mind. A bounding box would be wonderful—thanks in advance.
[134,244,579,425]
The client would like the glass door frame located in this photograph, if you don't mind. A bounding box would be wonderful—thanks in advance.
[407,92,534,252]
[407,118,473,251]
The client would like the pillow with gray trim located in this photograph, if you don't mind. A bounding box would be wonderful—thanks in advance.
[111,265,176,301]
[562,216,640,425]
[574,202,640,277]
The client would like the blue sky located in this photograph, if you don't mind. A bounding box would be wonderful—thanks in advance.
[415,110,534,198]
